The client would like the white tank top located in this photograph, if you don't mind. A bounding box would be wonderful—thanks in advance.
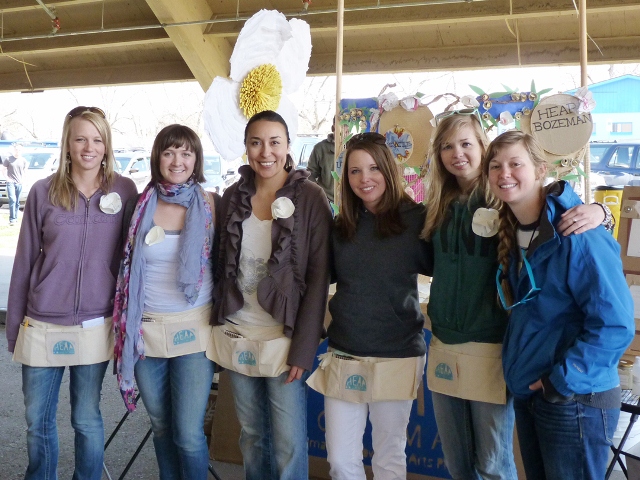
[227,213,280,327]
[143,229,213,313]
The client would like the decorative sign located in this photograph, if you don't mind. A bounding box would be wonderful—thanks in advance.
[378,105,434,168]
[384,126,414,164]
[530,94,593,156]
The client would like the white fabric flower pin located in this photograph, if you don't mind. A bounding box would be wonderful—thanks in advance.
[271,197,295,220]
[99,192,122,214]
[378,92,399,112]
[499,111,514,126]
[317,351,333,369]
[144,226,165,246]
[461,95,480,108]
[472,208,499,238]
[574,86,596,114]
[203,10,312,161]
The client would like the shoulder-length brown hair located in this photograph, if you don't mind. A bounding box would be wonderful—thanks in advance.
[335,137,412,241]
[150,124,205,184]
[49,109,116,210]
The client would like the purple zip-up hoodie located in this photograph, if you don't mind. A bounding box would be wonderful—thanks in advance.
[6,174,137,352]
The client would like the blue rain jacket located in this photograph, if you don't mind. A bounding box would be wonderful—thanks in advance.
[502,181,634,399]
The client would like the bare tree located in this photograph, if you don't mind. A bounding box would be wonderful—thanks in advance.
[298,76,336,134]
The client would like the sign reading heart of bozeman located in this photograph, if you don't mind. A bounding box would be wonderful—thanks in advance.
[530,94,593,156]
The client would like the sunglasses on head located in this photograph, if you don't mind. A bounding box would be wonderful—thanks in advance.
[346,132,387,148]
[67,106,106,119]
[434,108,480,126]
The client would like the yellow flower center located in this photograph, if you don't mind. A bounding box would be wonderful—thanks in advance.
[239,64,283,119]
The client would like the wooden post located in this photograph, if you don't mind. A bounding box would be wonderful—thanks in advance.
[334,0,344,205]
[579,0,591,202]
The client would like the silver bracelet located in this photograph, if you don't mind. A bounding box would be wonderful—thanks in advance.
[593,202,615,232]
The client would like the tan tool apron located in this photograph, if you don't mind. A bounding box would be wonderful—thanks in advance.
[13,317,113,367]
[306,350,426,404]
[206,323,291,378]
[426,336,506,405]
[141,304,212,358]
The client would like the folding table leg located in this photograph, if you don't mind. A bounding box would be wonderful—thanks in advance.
[606,413,639,479]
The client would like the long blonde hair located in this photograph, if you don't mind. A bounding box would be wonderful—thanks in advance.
[421,114,492,239]
[482,130,548,306]
[49,109,116,210]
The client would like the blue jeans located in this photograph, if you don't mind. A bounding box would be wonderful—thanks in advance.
[228,370,309,480]
[513,394,619,479]
[7,181,22,222]
[134,352,214,480]
[431,392,517,480]
[22,361,108,480]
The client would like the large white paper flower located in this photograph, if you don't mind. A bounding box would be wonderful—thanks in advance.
[204,10,312,161]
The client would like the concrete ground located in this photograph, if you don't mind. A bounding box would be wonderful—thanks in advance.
[0,317,244,480]
[0,205,628,480]
[0,205,243,479]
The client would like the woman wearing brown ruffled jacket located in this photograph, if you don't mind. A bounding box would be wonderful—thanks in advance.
[207,110,332,480]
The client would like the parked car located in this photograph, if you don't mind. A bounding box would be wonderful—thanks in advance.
[589,141,640,187]
[291,135,322,170]
[0,146,59,207]
[201,152,226,194]
[114,149,151,192]
[201,152,241,194]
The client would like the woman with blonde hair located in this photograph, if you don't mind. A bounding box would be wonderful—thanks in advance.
[484,130,633,479]
[307,132,432,479]
[6,106,137,479]
[422,111,609,479]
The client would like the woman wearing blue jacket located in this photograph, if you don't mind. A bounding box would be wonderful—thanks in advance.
[484,130,634,479]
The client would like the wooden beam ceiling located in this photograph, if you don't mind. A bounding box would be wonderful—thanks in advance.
[0,0,639,93]
[144,0,233,91]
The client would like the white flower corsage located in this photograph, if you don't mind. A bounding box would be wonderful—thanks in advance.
[472,208,499,238]
[271,197,295,220]
[461,95,480,108]
[144,226,165,246]
[99,192,122,214]
[317,351,333,369]
[574,86,596,114]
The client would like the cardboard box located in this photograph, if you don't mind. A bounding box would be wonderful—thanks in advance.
[617,187,640,358]
[210,331,525,479]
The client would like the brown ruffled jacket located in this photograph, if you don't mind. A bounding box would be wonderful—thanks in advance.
[211,165,332,371]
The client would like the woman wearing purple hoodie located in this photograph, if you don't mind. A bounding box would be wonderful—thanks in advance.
[6,106,137,480]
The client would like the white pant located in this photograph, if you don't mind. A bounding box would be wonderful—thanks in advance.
[324,396,413,480]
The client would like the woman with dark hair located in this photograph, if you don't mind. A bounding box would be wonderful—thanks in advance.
[7,106,137,479]
[207,110,332,480]
[113,124,218,480]
[307,132,432,479]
